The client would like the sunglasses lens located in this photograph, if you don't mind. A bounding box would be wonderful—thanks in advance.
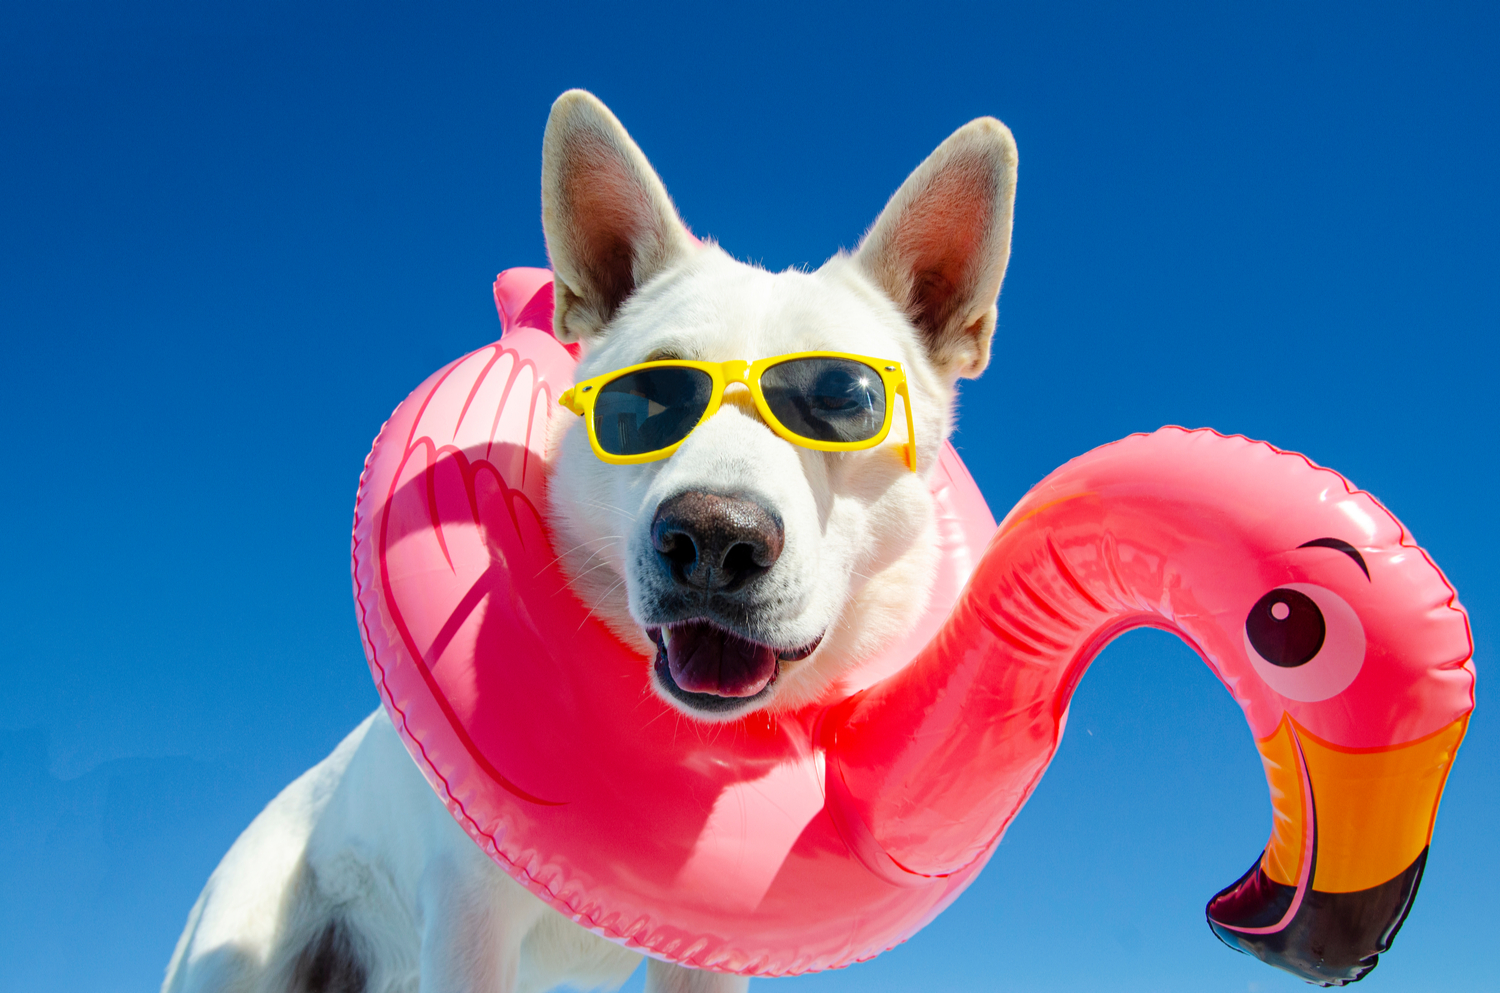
[593,367,714,456]
[761,358,887,443]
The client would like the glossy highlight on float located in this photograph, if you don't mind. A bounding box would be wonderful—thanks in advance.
[351,267,1474,985]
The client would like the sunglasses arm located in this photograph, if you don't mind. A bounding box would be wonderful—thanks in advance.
[558,386,586,416]
[896,381,917,472]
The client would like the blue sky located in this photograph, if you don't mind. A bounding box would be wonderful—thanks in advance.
[1,2,1495,990]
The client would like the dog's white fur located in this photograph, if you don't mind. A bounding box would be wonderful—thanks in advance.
[165,91,1016,991]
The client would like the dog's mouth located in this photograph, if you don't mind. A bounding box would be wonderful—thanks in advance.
[648,622,823,714]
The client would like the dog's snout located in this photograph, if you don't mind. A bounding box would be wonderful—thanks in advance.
[651,491,784,592]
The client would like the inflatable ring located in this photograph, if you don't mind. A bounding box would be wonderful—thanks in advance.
[351,268,1473,984]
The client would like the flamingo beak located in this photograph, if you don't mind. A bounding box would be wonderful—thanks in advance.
[1206,714,1468,986]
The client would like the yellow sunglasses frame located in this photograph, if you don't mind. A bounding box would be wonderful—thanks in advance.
[558,351,917,471]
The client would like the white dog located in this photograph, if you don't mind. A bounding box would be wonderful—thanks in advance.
[164,90,1017,993]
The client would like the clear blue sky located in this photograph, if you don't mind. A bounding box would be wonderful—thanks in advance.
[1,2,1495,990]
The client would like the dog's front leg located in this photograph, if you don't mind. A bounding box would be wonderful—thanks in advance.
[415,846,543,992]
[645,959,751,993]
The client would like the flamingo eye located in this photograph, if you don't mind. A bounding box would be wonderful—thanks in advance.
[1246,589,1325,667]
[1243,583,1366,702]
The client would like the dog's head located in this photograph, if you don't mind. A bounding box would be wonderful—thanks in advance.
[542,90,1016,721]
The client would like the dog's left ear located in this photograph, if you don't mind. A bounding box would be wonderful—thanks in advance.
[855,118,1018,381]
[542,90,697,345]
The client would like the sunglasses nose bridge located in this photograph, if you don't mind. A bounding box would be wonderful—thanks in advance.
[716,361,767,427]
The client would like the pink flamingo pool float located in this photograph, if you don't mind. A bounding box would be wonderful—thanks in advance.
[351,268,1474,985]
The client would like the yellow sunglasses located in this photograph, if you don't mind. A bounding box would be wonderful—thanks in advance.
[558,351,916,470]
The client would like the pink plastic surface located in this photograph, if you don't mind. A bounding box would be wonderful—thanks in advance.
[350,269,1474,978]
[826,427,1474,872]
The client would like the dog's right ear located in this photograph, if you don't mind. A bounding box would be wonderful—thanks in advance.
[542,90,696,344]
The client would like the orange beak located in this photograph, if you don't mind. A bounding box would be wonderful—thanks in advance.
[1208,714,1468,984]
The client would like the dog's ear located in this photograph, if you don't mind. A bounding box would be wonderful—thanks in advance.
[855,118,1018,381]
[542,90,696,344]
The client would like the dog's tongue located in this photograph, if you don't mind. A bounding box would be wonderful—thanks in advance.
[665,622,778,697]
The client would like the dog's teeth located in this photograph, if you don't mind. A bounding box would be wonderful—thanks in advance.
[661,627,672,647]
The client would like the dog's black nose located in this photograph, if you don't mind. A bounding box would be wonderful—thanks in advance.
[651,491,784,592]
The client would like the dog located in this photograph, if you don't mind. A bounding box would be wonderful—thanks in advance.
[163,89,1017,992]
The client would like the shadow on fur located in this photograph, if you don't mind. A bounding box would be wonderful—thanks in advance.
[290,920,367,993]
